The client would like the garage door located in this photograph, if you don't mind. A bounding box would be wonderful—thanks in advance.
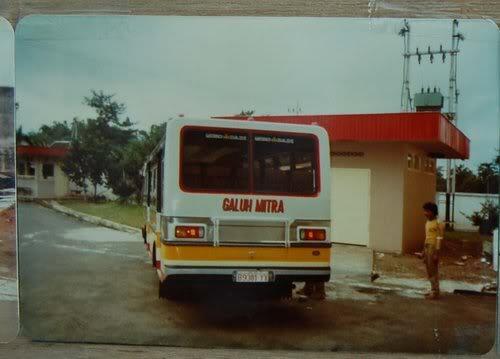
[331,168,371,246]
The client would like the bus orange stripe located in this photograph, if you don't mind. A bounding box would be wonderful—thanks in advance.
[161,245,330,263]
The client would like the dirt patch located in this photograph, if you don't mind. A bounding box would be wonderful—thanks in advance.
[0,206,16,279]
[374,251,495,284]
[374,230,496,284]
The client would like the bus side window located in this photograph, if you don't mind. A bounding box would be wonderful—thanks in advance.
[151,166,157,210]
[142,170,148,206]
[156,152,163,212]
[147,163,152,207]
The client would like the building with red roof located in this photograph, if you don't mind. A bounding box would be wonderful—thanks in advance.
[17,141,73,198]
[214,111,469,253]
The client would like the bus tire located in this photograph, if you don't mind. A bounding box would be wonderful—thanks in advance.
[152,244,156,268]
[142,226,147,243]
[277,282,294,299]
[159,279,179,300]
[159,279,167,299]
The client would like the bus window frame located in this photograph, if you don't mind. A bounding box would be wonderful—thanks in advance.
[179,125,321,198]
[156,150,163,212]
[146,162,152,207]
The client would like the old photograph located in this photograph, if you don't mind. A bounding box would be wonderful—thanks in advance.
[15,16,499,353]
[0,17,16,343]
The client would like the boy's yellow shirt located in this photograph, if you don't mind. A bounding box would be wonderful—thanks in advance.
[425,218,444,247]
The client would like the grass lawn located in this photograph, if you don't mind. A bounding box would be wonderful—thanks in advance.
[61,200,143,229]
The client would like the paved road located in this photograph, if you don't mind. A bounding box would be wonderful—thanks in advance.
[17,203,495,354]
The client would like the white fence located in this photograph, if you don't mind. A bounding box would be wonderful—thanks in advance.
[436,192,499,231]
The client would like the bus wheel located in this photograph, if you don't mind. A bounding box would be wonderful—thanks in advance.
[278,282,294,299]
[151,244,156,268]
[159,279,167,299]
[159,279,178,300]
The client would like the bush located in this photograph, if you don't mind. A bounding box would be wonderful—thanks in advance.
[464,200,499,235]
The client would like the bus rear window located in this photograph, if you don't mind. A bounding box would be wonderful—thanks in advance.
[253,134,317,195]
[181,129,249,192]
[180,127,319,195]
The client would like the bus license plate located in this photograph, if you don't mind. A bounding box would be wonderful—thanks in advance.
[234,271,272,283]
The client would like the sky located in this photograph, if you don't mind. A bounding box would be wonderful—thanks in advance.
[13,16,500,168]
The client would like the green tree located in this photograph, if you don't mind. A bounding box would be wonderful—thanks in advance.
[62,91,136,200]
[28,121,72,146]
[62,139,90,197]
[436,166,446,192]
[478,162,499,194]
[108,123,166,202]
[239,110,255,116]
[454,164,481,193]
[16,126,31,145]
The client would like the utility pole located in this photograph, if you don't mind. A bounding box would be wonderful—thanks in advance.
[399,19,464,229]
[448,19,464,230]
[399,20,411,111]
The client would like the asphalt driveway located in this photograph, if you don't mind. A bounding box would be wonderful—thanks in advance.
[16,203,496,354]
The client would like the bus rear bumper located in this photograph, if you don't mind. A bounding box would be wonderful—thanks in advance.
[163,266,331,282]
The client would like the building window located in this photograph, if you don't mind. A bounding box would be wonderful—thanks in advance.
[17,160,36,177]
[413,155,421,170]
[430,158,436,172]
[42,163,54,179]
[27,161,35,176]
[424,157,436,173]
[17,161,26,175]
[407,154,413,169]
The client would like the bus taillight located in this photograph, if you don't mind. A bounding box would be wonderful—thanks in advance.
[175,225,205,239]
[299,228,326,241]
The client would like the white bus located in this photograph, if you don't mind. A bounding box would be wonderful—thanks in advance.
[141,118,331,299]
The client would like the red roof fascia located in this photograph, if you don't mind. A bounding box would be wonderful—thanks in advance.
[17,146,69,158]
[214,112,470,159]
[437,115,470,160]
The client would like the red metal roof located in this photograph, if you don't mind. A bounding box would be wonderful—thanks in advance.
[17,145,69,158]
[214,112,469,159]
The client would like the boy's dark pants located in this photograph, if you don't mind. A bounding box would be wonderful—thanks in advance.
[424,243,439,294]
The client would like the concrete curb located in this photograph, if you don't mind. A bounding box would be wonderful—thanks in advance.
[39,200,141,234]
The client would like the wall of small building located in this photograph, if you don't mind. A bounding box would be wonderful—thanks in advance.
[54,162,70,198]
[330,142,407,253]
[17,158,71,198]
[402,145,437,253]
[17,173,37,197]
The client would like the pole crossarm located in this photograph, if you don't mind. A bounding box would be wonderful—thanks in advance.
[404,49,459,57]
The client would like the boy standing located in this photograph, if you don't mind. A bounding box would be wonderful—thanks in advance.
[422,202,445,300]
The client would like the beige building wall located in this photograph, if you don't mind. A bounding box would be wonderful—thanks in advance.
[34,161,55,198]
[402,145,437,253]
[54,162,70,198]
[330,142,407,253]
[17,157,70,198]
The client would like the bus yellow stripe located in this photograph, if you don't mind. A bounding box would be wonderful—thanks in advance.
[161,245,330,263]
